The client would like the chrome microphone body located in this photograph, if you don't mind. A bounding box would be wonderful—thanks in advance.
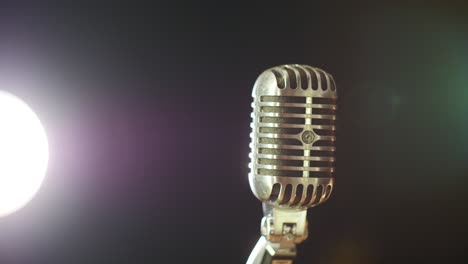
[247,64,337,264]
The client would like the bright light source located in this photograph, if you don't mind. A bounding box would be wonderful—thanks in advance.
[0,91,49,218]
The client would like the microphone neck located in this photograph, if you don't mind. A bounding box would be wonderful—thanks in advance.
[246,203,308,264]
[261,204,308,245]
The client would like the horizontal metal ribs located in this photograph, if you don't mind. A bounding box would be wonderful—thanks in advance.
[253,95,336,178]
[270,65,337,91]
[311,96,336,168]
[268,183,333,208]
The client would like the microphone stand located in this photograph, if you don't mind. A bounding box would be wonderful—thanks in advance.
[247,236,297,264]
[247,204,308,264]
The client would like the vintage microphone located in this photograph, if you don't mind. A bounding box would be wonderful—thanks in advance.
[247,64,337,264]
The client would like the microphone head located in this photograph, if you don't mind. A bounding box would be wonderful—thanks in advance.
[249,64,337,209]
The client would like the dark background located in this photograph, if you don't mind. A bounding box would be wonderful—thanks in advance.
[0,1,467,264]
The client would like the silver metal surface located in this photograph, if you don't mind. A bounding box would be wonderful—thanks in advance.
[247,64,337,263]
[247,237,268,264]
[249,64,337,208]
[247,236,296,264]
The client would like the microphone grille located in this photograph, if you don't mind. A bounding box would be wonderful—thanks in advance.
[249,64,337,208]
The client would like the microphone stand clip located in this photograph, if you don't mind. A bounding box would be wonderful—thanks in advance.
[247,203,308,264]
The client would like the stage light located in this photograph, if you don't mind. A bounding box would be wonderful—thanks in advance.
[0,91,49,218]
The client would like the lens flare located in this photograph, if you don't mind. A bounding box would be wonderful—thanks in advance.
[0,91,49,218]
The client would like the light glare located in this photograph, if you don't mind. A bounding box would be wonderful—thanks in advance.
[0,91,49,218]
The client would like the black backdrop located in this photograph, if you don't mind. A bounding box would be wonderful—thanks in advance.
[0,1,467,264]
